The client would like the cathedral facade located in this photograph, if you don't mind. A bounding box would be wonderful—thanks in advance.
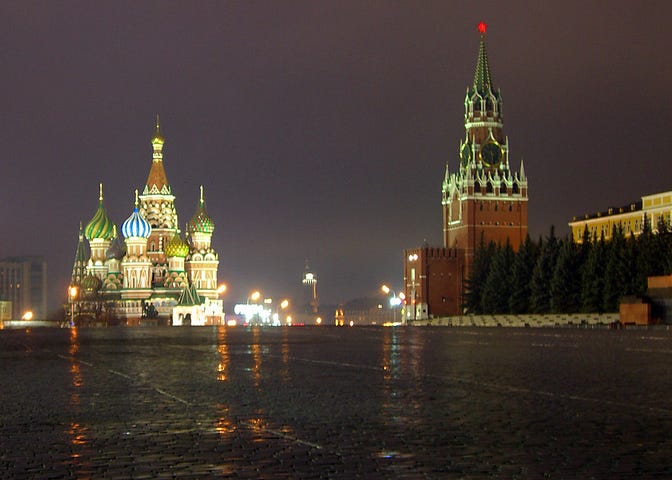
[68,119,223,325]
[404,23,529,319]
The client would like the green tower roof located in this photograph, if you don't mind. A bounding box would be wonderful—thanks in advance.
[470,21,496,97]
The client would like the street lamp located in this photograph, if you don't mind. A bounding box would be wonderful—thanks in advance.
[249,291,261,303]
[217,283,228,296]
[68,286,78,328]
[381,284,402,324]
[246,291,262,325]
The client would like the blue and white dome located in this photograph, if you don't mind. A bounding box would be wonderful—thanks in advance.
[121,191,151,239]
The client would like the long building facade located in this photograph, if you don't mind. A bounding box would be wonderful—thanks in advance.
[569,191,672,242]
[68,119,223,325]
[404,22,528,319]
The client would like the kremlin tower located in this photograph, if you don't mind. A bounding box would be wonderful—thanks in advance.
[442,21,528,265]
[404,22,529,320]
[67,119,224,326]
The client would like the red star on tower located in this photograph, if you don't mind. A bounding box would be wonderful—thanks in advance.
[477,21,487,34]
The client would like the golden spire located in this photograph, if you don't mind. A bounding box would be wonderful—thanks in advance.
[151,114,164,147]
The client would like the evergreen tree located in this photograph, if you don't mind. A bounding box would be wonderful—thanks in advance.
[509,234,537,314]
[550,236,581,313]
[463,236,496,314]
[481,240,514,314]
[656,215,672,275]
[602,225,629,312]
[530,227,559,314]
[581,233,605,313]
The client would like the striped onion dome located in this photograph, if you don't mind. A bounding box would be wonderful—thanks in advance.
[84,183,115,241]
[188,185,215,235]
[121,190,151,239]
[165,231,189,258]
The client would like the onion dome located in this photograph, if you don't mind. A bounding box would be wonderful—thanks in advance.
[105,226,127,260]
[81,273,102,294]
[121,190,151,239]
[188,185,215,234]
[85,183,115,241]
[165,231,189,258]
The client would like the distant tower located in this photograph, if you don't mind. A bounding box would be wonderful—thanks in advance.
[121,190,152,297]
[186,185,219,299]
[70,222,89,287]
[84,183,115,281]
[139,116,179,285]
[302,260,318,314]
[442,21,528,271]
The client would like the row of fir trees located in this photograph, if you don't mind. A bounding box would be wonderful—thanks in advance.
[464,216,672,315]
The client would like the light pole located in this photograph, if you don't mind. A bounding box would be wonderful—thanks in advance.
[381,285,402,324]
[278,299,289,325]
[68,286,78,328]
[247,290,261,325]
[215,284,228,325]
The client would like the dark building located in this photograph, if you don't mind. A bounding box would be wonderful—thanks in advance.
[404,22,528,319]
[0,256,47,320]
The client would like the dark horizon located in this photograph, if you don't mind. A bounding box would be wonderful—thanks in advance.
[2,2,672,314]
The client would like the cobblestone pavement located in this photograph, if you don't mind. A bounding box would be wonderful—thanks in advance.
[2,326,672,479]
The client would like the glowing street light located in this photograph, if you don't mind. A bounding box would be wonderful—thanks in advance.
[249,291,261,303]
[381,284,402,324]
[22,311,33,321]
[217,283,228,295]
[68,286,78,327]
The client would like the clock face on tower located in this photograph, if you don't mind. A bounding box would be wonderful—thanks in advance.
[460,142,472,166]
[480,141,503,167]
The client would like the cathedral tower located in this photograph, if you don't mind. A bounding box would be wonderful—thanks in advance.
[121,190,153,298]
[84,183,115,281]
[186,186,219,299]
[442,22,528,270]
[139,116,179,285]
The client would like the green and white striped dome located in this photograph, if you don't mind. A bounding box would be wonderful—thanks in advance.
[84,184,115,241]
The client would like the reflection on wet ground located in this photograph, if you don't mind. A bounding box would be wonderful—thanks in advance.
[1,326,672,478]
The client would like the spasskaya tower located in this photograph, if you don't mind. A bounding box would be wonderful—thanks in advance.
[442,21,528,265]
[404,22,528,320]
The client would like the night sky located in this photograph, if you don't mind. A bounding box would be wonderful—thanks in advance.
[3,2,672,314]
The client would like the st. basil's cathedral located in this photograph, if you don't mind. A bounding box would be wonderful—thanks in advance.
[68,119,223,326]
[403,22,529,320]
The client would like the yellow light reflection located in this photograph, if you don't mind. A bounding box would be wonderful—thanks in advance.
[251,328,261,386]
[216,326,229,382]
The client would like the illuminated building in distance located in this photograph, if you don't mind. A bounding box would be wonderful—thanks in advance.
[302,260,319,314]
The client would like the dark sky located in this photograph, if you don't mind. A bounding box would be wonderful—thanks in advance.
[2,1,672,313]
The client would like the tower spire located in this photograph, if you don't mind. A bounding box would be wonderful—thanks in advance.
[472,21,494,95]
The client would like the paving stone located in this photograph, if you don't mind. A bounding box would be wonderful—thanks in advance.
[2,326,672,478]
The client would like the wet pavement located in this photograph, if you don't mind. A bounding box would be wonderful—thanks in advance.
[1,325,672,479]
